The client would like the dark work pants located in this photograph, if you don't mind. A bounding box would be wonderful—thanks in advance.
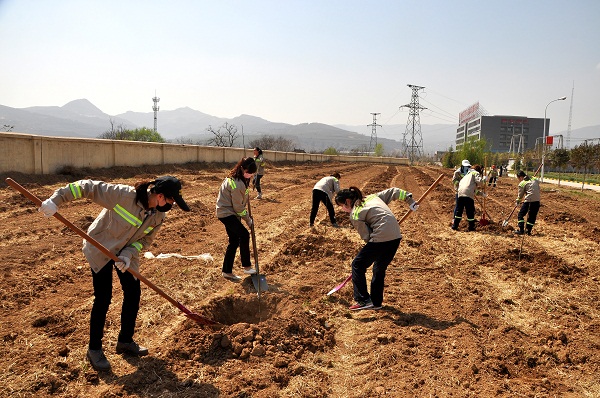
[219,215,251,273]
[89,261,141,350]
[310,189,336,225]
[453,196,476,231]
[518,201,540,232]
[352,238,401,307]
[254,174,263,193]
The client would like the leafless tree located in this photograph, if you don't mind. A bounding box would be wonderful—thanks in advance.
[206,122,238,147]
[250,134,296,152]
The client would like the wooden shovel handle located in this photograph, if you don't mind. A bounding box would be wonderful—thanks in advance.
[398,173,444,224]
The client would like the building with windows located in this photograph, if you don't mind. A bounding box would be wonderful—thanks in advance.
[456,103,547,153]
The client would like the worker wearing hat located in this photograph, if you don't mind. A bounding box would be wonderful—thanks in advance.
[514,170,541,235]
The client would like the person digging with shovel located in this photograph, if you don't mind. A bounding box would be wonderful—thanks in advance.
[309,172,341,228]
[38,176,190,372]
[216,157,258,281]
[514,170,541,235]
[452,164,485,232]
[335,186,418,311]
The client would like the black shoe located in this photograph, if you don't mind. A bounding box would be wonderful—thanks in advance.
[87,349,111,371]
[514,230,524,235]
[116,341,148,356]
[526,230,532,235]
[332,223,340,228]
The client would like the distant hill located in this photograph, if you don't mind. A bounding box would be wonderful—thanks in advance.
[1,99,597,154]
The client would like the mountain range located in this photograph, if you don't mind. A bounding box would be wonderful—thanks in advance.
[1,99,597,154]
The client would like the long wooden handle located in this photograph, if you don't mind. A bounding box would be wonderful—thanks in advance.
[5,177,217,325]
[398,173,444,224]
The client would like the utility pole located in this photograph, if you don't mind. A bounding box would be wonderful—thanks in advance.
[400,84,426,164]
[152,91,160,132]
[566,81,574,149]
[368,113,381,153]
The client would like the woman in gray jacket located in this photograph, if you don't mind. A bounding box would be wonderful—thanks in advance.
[310,172,341,227]
[335,186,418,311]
[38,176,190,371]
[216,157,258,281]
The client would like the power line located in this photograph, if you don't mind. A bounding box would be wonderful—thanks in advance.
[368,113,381,152]
[400,84,426,163]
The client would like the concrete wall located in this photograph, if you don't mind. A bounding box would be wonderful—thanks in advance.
[0,132,408,174]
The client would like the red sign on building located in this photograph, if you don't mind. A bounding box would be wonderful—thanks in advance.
[546,136,554,145]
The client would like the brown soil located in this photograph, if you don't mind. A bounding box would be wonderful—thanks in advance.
[1,162,599,397]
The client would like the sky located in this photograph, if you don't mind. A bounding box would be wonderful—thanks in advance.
[1,0,599,139]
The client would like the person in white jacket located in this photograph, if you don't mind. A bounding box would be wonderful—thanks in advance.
[309,172,341,227]
[335,186,418,311]
[216,157,258,281]
[452,164,484,232]
[38,176,190,371]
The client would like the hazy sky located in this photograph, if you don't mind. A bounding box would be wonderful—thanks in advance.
[1,0,599,137]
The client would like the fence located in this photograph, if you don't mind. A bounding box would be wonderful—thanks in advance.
[0,132,409,174]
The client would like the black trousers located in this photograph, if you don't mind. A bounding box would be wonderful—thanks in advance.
[352,238,401,307]
[219,215,252,273]
[453,196,476,231]
[310,189,336,225]
[518,201,540,231]
[254,174,263,193]
[89,261,140,350]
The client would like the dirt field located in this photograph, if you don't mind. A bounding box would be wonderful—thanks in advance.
[1,161,599,397]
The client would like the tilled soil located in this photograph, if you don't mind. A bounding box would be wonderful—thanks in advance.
[1,161,599,397]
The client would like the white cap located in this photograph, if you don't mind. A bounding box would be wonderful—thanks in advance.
[461,159,471,167]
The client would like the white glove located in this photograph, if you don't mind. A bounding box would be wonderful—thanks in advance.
[39,199,58,217]
[115,256,130,272]
[409,202,419,212]
[481,192,488,197]
[245,217,253,228]
[482,176,487,182]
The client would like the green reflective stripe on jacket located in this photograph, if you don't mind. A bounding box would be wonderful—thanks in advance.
[114,204,143,227]
[131,242,143,252]
[228,178,237,189]
[397,190,408,200]
[351,194,377,220]
[144,226,154,234]
[237,209,248,217]
[69,183,83,199]
[245,188,250,195]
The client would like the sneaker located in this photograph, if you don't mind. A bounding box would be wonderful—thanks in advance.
[243,267,257,275]
[222,272,241,281]
[514,230,524,235]
[87,349,111,371]
[526,230,532,235]
[116,341,148,357]
[349,300,373,311]
[332,223,340,228]
[371,305,383,310]
[256,193,262,199]
[309,223,314,227]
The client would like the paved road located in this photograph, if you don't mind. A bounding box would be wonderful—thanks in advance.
[505,173,600,192]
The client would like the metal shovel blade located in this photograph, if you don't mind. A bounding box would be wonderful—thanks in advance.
[251,274,269,292]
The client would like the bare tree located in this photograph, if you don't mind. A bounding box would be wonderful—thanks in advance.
[250,134,296,152]
[1,124,14,132]
[98,118,128,140]
[206,122,238,147]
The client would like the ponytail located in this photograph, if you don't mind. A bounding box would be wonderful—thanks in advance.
[134,180,153,210]
[335,186,363,207]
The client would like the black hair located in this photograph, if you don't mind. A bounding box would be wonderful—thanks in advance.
[517,170,527,178]
[134,181,153,210]
[332,172,341,179]
[254,147,263,155]
[228,157,257,186]
[335,186,363,207]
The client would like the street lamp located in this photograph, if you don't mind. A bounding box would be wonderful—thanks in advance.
[541,96,567,182]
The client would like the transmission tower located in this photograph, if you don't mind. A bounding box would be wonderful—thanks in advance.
[368,113,381,152]
[566,81,574,149]
[152,91,160,132]
[400,84,427,163]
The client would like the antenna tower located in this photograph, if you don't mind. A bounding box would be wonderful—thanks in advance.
[368,113,381,152]
[152,91,160,132]
[400,84,427,163]
[566,81,574,149]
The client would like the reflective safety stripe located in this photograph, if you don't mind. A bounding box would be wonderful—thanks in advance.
[237,209,248,217]
[114,204,142,227]
[131,242,143,252]
[245,188,250,195]
[69,183,83,199]
[397,190,408,200]
[144,226,154,234]
[228,178,237,189]
[351,194,377,220]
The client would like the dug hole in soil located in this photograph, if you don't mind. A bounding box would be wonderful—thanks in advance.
[1,161,599,397]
